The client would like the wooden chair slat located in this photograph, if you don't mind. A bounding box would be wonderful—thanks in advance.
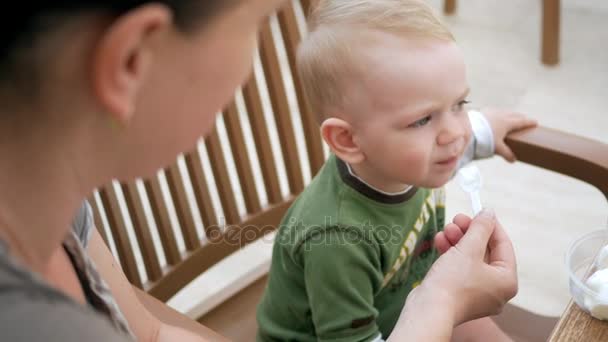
[205,129,241,225]
[144,178,182,266]
[242,77,283,204]
[277,4,325,176]
[184,150,222,240]
[121,183,163,282]
[98,186,143,288]
[166,163,201,251]
[223,101,262,214]
[259,19,305,194]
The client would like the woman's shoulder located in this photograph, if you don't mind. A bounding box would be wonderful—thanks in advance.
[0,291,132,341]
[0,249,131,341]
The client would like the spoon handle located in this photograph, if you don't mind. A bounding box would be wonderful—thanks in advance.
[470,191,482,215]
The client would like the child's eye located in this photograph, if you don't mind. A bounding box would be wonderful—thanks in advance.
[456,100,471,111]
[408,115,432,128]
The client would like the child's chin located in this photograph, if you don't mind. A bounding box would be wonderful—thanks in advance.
[421,176,451,189]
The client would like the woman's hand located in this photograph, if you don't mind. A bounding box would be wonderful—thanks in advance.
[434,213,472,254]
[388,210,518,341]
[426,210,518,324]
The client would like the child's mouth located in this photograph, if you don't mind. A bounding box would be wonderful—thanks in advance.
[436,156,459,167]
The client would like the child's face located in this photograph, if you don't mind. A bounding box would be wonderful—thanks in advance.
[349,34,471,189]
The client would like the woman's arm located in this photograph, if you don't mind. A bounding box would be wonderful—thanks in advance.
[87,229,206,342]
[388,287,455,341]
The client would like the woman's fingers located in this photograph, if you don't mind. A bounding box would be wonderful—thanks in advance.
[435,214,474,254]
[434,232,451,255]
[452,214,472,230]
[456,210,497,259]
[487,220,517,271]
[444,223,465,246]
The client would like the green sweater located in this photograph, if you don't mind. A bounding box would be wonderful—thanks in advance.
[257,155,446,341]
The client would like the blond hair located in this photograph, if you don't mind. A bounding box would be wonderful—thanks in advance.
[297,0,454,121]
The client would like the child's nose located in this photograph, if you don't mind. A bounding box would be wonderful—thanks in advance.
[437,116,468,146]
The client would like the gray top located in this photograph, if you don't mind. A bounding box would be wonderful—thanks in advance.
[0,202,134,341]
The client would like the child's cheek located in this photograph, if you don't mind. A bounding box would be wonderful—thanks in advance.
[397,148,430,181]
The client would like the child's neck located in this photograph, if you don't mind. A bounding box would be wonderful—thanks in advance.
[347,162,412,194]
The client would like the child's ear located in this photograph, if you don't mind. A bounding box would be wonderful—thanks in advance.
[320,118,365,164]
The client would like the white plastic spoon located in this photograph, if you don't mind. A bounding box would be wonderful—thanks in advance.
[457,165,483,215]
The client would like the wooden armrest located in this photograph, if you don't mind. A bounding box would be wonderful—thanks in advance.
[506,126,608,200]
[133,286,230,342]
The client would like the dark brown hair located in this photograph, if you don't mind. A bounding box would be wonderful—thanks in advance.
[0,2,236,93]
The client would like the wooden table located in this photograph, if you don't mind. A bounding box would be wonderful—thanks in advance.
[550,300,608,341]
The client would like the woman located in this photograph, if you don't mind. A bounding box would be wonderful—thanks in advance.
[0,1,517,341]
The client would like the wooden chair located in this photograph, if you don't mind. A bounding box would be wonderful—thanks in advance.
[444,0,561,65]
[89,0,606,340]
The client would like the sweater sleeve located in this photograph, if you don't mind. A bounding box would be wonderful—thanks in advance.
[299,227,384,342]
[458,110,496,169]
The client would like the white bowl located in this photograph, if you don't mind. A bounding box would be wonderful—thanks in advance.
[566,229,608,320]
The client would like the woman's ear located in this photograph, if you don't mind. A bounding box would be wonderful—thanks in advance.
[90,4,172,125]
[320,117,365,164]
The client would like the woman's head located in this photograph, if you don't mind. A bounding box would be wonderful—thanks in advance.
[2,2,227,77]
[0,0,284,182]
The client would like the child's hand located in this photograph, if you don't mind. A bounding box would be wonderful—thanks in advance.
[482,108,538,162]
[434,214,472,254]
